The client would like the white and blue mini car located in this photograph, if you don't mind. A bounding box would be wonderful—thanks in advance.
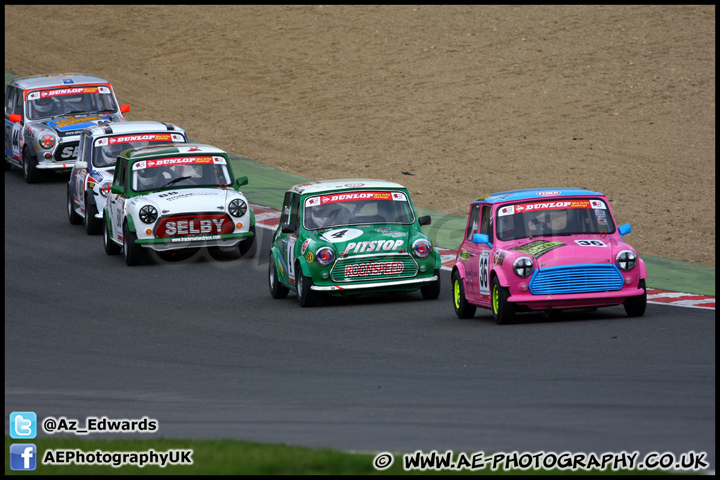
[67,120,188,234]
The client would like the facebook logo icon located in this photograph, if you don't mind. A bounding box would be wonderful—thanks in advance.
[10,411,37,439]
[10,444,37,471]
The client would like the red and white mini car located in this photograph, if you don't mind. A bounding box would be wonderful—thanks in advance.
[4,73,129,183]
[452,188,647,324]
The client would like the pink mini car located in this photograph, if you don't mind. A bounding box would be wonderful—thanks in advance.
[452,188,647,324]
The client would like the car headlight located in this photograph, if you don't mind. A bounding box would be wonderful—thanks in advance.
[616,250,637,271]
[38,133,56,150]
[138,205,158,224]
[513,256,534,277]
[412,239,432,258]
[228,199,247,218]
[316,246,335,266]
[99,182,111,197]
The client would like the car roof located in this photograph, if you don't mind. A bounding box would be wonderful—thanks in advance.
[82,120,186,137]
[9,73,113,90]
[289,179,407,195]
[120,143,227,162]
[475,188,606,204]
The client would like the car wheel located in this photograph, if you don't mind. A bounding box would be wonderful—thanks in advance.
[491,276,515,325]
[420,269,441,300]
[103,217,121,255]
[239,226,257,258]
[623,279,647,317]
[4,158,11,171]
[22,148,40,184]
[296,268,318,308]
[84,195,102,235]
[123,222,144,266]
[268,252,289,299]
[452,270,477,319]
[67,186,82,225]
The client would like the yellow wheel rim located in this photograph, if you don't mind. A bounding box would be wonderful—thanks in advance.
[492,284,499,314]
[454,279,461,309]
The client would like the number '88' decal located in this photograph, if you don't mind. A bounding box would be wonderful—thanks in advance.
[478,250,491,295]
[574,240,607,247]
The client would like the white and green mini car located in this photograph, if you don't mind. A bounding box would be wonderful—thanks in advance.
[269,179,442,307]
[103,143,255,265]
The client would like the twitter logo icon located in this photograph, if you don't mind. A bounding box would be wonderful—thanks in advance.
[10,412,37,439]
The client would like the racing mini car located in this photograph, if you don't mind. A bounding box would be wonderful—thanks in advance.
[4,73,130,183]
[269,179,441,307]
[103,143,255,265]
[67,120,188,235]
[452,188,647,324]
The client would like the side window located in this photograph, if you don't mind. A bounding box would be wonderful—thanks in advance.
[78,132,92,165]
[466,204,481,240]
[114,160,126,188]
[279,192,293,226]
[480,205,493,243]
[5,86,15,116]
[289,194,301,229]
[14,89,24,116]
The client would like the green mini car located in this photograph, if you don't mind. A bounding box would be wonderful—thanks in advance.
[269,179,442,307]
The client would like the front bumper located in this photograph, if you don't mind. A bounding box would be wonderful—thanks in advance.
[37,159,75,170]
[508,287,645,310]
[311,275,438,292]
[136,231,253,251]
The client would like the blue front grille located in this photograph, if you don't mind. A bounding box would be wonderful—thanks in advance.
[529,264,624,295]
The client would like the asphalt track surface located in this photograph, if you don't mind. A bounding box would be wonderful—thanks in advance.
[4,169,715,471]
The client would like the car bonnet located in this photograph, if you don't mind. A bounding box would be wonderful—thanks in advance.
[139,188,234,213]
[41,115,116,138]
[501,235,631,267]
[314,224,411,257]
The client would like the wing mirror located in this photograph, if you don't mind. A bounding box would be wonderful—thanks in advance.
[472,233,493,247]
[618,223,632,237]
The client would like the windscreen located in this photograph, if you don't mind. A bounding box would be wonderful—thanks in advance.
[27,86,117,120]
[131,155,233,193]
[496,198,615,241]
[303,191,415,230]
[93,133,187,168]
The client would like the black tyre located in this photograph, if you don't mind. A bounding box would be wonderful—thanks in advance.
[296,268,318,308]
[84,194,102,235]
[268,252,289,299]
[239,226,257,258]
[103,217,121,255]
[123,222,144,266]
[4,158,11,171]
[67,186,82,225]
[22,148,40,184]
[420,269,441,300]
[623,279,647,317]
[491,276,515,325]
[452,270,477,319]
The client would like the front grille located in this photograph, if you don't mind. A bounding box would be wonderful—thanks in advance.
[529,264,624,295]
[54,141,79,162]
[154,213,233,238]
[331,253,418,282]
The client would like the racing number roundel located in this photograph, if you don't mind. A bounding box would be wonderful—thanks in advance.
[478,250,491,296]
